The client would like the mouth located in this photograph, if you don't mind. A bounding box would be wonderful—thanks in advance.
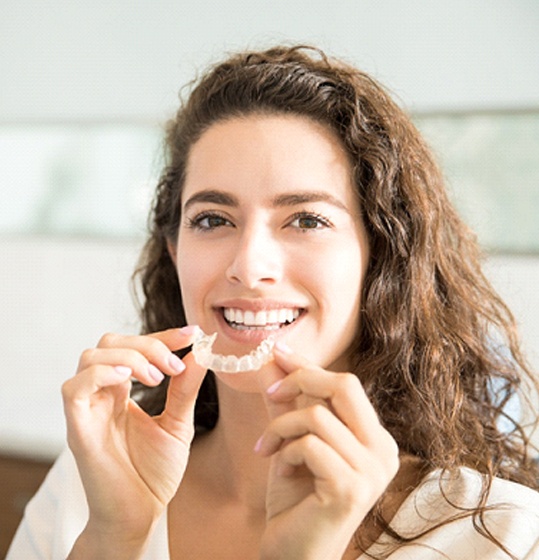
[222,307,302,331]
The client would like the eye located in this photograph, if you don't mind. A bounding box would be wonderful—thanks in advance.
[288,211,333,231]
[186,211,233,231]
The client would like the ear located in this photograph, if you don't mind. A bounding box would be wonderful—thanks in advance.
[166,239,178,266]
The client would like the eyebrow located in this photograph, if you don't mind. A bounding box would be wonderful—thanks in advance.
[272,191,348,212]
[183,189,349,212]
[183,190,239,212]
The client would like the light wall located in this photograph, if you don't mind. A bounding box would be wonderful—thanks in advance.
[1,0,538,121]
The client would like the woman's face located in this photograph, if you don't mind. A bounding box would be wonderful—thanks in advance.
[174,114,369,378]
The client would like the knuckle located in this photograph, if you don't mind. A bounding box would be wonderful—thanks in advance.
[390,455,400,477]
[339,479,363,508]
[338,372,361,394]
[306,403,328,424]
[137,334,168,360]
[78,347,97,368]
[325,476,364,513]
[383,429,400,456]
[375,430,400,477]
[146,336,167,355]
[61,375,85,404]
[97,332,117,348]
[61,378,73,401]
[387,442,400,475]
[301,433,320,453]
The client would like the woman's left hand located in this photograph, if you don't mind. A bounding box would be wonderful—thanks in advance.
[255,343,400,560]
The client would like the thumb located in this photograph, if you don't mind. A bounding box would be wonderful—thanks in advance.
[157,352,207,441]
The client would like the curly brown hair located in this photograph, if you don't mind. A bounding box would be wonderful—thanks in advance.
[132,45,539,556]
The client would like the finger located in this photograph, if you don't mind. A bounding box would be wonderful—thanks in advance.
[276,435,355,491]
[97,326,198,377]
[63,363,133,404]
[272,340,313,373]
[78,347,169,387]
[157,352,208,440]
[147,325,199,351]
[277,435,392,513]
[270,347,382,445]
[269,342,335,400]
[257,358,296,421]
[256,405,363,470]
[62,364,133,448]
[98,325,198,351]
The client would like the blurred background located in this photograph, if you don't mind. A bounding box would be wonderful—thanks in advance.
[1,0,538,550]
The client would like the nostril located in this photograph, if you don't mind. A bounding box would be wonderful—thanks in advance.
[225,236,282,287]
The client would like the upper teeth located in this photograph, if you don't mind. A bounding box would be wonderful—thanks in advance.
[223,308,300,327]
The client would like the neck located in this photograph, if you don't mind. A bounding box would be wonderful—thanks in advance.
[192,380,272,511]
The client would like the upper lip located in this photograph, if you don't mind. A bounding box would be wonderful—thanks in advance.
[213,299,306,312]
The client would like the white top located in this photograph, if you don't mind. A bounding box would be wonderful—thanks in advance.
[7,449,539,559]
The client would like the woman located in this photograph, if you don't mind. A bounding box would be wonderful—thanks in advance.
[8,45,539,559]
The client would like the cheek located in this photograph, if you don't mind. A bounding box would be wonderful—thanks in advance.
[305,239,365,294]
[311,242,366,330]
[176,239,232,323]
[177,263,197,323]
[176,243,210,322]
[328,265,363,324]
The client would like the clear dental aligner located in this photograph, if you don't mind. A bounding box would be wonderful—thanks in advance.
[192,326,275,373]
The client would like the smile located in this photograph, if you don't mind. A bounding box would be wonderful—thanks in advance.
[222,307,301,330]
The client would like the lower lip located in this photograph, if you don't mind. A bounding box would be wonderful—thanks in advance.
[214,309,302,347]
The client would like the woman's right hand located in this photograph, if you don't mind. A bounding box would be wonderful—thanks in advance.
[61,326,206,557]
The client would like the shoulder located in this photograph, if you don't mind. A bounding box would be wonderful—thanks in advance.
[365,467,539,559]
[415,466,539,515]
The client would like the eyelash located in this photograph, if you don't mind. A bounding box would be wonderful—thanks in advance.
[287,211,333,230]
[186,211,232,231]
[185,210,333,232]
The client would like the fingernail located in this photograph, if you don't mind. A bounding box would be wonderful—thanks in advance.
[179,325,198,336]
[266,379,283,395]
[114,365,132,377]
[148,364,165,383]
[275,341,292,354]
[168,353,186,374]
[254,436,263,454]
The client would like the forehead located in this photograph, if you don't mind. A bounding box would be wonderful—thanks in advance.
[182,114,356,207]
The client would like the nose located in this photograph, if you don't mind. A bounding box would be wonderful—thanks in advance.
[225,225,283,288]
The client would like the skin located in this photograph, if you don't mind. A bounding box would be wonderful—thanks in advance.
[176,116,369,379]
[62,115,400,559]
